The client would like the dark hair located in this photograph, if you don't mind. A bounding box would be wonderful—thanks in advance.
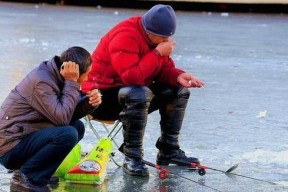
[60,46,92,75]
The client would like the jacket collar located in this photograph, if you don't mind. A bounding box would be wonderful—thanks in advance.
[49,56,65,84]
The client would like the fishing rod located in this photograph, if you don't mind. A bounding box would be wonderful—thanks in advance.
[142,159,223,192]
[118,146,275,187]
[187,162,276,185]
[166,158,239,176]
[146,158,275,186]
[187,162,239,175]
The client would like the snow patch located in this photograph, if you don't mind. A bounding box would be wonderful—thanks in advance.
[242,149,288,165]
[19,38,35,43]
[256,110,267,118]
[275,181,288,187]
[221,13,229,17]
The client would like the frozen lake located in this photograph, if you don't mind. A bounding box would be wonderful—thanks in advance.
[0,2,288,191]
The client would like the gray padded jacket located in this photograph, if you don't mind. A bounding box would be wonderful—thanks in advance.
[0,57,80,156]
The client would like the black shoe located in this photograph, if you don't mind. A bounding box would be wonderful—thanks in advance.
[10,171,51,192]
[157,149,200,166]
[122,156,149,177]
[12,170,59,184]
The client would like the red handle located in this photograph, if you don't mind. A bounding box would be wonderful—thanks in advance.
[158,169,169,180]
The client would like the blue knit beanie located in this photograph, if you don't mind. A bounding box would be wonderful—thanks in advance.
[142,4,176,37]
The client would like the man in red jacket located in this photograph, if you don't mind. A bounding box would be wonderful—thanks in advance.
[81,4,204,177]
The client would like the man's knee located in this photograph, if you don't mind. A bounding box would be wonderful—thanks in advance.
[56,127,78,147]
[70,120,85,141]
[177,87,190,99]
[158,86,190,99]
[118,86,154,105]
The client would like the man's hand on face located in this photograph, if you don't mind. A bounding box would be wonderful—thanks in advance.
[60,61,79,82]
[155,41,176,57]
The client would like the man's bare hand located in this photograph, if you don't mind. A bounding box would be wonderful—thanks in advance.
[87,89,102,107]
[60,61,79,82]
[155,41,176,56]
[177,73,205,88]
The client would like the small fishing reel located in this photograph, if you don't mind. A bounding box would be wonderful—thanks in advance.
[188,167,206,176]
[198,168,206,176]
[158,168,169,180]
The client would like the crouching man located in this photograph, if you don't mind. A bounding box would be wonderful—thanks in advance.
[0,47,101,191]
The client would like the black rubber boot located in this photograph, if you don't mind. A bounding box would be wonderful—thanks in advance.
[122,156,149,177]
[118,86,153,177]
[156,139,200,166]
[155,87,200,166]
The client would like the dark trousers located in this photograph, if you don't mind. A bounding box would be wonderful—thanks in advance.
[91,83,189,120]
[0,120,85,185]
[91,83,190,159]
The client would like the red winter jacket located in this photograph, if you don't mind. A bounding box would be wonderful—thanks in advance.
[81,16,185,92]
